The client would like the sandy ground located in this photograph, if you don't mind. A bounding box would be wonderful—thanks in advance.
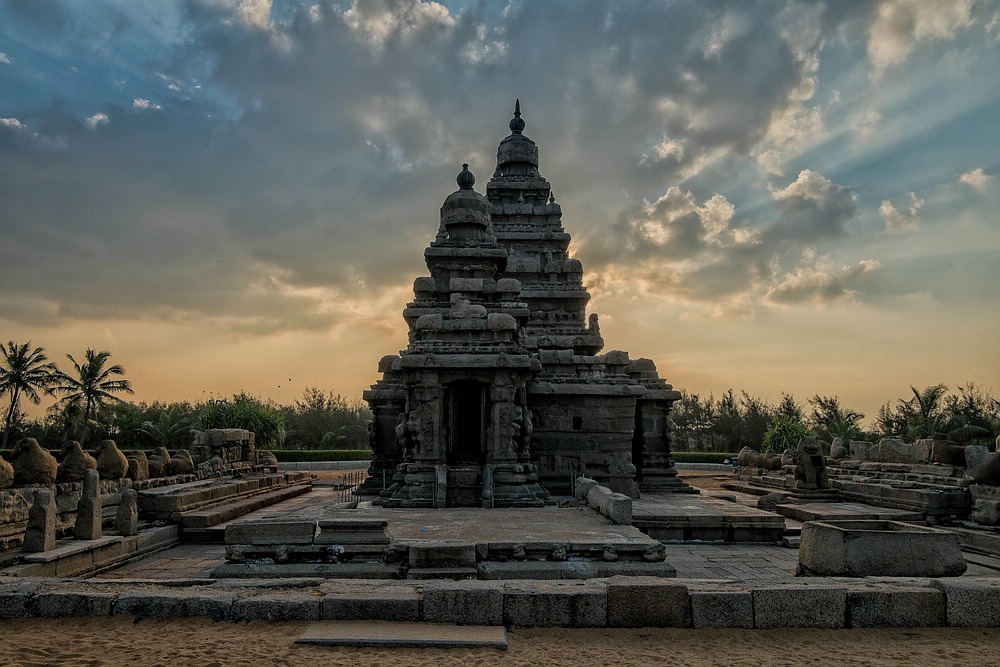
[0,617,997,667]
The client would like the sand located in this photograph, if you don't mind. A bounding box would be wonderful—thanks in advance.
[0,618,997,667]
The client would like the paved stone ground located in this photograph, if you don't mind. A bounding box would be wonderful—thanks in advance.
[93,470,1000,582]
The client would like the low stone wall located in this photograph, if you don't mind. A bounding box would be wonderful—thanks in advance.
[0,464,278,552]
[3,575,1000,628]
[575,477,632,525]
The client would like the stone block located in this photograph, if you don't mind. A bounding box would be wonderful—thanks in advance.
[875,438,929,464]
[933,578,1000,627]
[752,585,846,629]
[799,520,966,577]
[606,576,689,627]
[971,499,1000,526]
[224,520,316,546]
[231,592,321,621]
[114,588,235,621]
[966,445,990,471]
[690,590,754,628]
[575,477,598,501]
[421,580,503,625]
[21,488,56,553]
[314,519,389,545]
[605,493,632,525]
[321,582,420,621]
[504,580,607,628]
[408,541,476,568]
[0,578,42,618]
[30,590,116,617]
[74,469,102,540]
[847,586,945,628]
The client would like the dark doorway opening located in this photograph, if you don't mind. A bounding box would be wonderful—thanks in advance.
[448,380,487,465]
[631,402,644,482]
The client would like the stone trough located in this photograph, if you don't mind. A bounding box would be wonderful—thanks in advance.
[798,519,967,577]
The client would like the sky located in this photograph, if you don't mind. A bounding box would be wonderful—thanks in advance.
[1,0,998,424]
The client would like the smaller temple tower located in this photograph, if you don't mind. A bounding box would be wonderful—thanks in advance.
[366,165,550,508]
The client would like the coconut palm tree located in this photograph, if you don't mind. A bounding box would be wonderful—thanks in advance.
[903,384,949,440]
[0,341,59,449]
[54,348,134,445]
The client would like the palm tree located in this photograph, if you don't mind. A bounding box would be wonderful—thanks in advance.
[54,349,134,445]
[0,341,59,449]
[140,404,192,449]
[903,384,949,440]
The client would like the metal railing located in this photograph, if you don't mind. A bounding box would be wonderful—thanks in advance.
[333,469,365,503]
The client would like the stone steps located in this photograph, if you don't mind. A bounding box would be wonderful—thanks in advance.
[178,483,313,537]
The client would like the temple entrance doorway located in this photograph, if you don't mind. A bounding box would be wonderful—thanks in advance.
[447,380,487,465]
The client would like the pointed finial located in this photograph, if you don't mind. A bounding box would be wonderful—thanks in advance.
[509,98,525,134]
[457,163,475,189]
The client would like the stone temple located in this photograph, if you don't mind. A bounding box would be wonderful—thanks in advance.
[363,101,693,507]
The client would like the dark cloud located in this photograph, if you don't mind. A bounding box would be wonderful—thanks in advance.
[0,0,990,335]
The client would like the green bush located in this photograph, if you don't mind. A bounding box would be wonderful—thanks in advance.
[270,449,371,462]
[197,392,286,450]
[671,451,739,464]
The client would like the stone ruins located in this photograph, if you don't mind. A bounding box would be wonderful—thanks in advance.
[363,101,692,508]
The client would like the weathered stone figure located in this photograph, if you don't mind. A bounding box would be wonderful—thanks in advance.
[793,438,830,490]
[0,451,13,489]
[170,449,195,475]
[11,437,58,486]
[73,468,102,540]
[21,488,56,552]
[126,450,150,481]
[147,447,172,478]
[57,440,98,483]
[115,479,138,536]
[95,439,129,479]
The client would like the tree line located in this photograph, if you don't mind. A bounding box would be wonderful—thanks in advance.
[0,340,371,451]
[669,384,999,453]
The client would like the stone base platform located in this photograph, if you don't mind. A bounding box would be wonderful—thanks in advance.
[631,493,786,543]
[213,505,673,580]
[0,526,179,578]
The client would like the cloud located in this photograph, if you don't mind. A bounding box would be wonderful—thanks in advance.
[879,192,924,231]
[766,254,881,305]
[133,98,161,111]
[85,112,108,129]
[0,52,10,64]
[867,0,974,73]
[767,170,857,242]
[959,167,993,191]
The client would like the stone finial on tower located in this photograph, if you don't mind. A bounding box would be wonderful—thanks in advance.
[457,163,475,189]
[509,98,525,135]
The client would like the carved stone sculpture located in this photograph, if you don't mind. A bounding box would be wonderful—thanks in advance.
[147,447,172,478]
[126,450,149,482]
[56,440,98,484]
[74,468,102,540]
[95,439,129,480]
[11,437,58,486]
[0,452,13,489]
[21,488,57,552]
[170,449,195,475]
[115,479,138,536]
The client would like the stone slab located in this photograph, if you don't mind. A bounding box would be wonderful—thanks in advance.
[321,582,421,622]
[752,584,846,629]
[224,520,316,546]
[114,588,235,621]
[606,576,689,627]
[690,589,754,628]
[407,542,477,568]
[230,591,322,621]
[296,621,507,649]
[422,580,504,625]
[503,580,607,628]
[847,585,945,628]
[933,578,1000,627]
[0,578,43,618]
